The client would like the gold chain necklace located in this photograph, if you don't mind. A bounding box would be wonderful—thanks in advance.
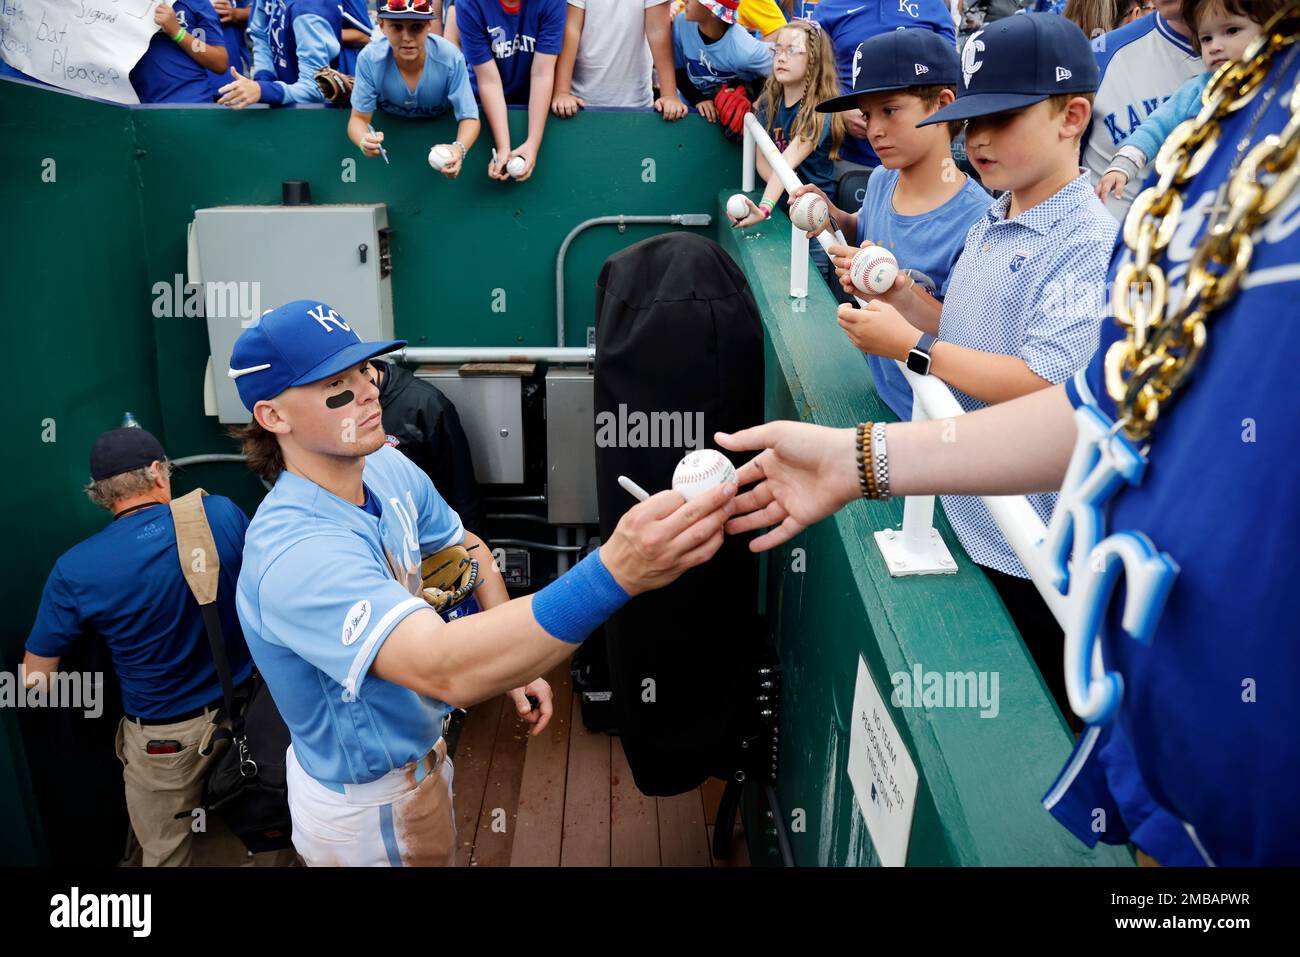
[1104,1,1300,442]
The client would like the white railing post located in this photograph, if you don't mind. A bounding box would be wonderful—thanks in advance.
[790,224,809,298]
[742,122,756,193]
[873,387,959,577]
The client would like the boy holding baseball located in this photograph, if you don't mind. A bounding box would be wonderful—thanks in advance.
[794,28,992,420]
[827,14,1119,719]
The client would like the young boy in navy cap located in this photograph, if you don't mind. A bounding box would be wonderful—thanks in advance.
[829,13,1119,719]
[793,28,993,422]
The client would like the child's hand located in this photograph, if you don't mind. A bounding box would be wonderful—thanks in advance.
[361,128,385,158]
[697,100,718,123]
[551,92,585,118]
[836,300,915,360]
[655,95,688,122]
[508,147,536,182]
[217,68,262,109]
[213,0,235,23]
[1097,169,1128,200]
[729,197,766,229]
[826,243,858,287]
[791,184,833,238]
[488,148,512,181]
[154,3,181,35]
[431,142,461,178]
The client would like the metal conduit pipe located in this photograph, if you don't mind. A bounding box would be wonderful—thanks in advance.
[555,213,712,348]
[492,538,585,553]
[393,346,591,364]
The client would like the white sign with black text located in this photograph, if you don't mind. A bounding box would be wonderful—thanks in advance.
[846,655,919,867]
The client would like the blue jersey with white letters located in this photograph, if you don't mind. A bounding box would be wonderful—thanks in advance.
[671,16,772,97]
[1048,50,1300,865]
[236,444,465,786]
[352,34,479,119]
[249,0,343,105]
[812,0,956,166]
[456,0,566,103]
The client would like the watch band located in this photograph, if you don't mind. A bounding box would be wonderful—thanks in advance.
[907,332,937,376]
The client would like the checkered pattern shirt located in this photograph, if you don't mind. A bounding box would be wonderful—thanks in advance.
[936,171,1119,576]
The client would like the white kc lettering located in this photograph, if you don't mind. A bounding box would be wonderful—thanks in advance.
[306,304,351,333]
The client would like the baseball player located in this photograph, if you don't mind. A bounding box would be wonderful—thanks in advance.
[716,0,1300,864]
[228,300,734,866]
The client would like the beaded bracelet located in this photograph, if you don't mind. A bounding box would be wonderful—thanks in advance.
[856,422,877,499]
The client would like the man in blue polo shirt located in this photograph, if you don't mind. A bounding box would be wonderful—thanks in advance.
[812,0,956,174]
[130,0,230,103]
[228,299,734,866]
[456,0,565,181]
[348,0,481,178]
[24,427,254,866]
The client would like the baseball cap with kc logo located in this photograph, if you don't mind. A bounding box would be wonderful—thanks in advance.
[918,14,1100,127]
[228,300,406,411]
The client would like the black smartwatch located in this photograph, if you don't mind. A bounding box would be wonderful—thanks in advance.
[906,332,937,376]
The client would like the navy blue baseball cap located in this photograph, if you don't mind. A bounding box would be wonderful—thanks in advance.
[918,14,1100,127]
[90,427,168,481]
[228,300,405,411]
[817,29,960,114]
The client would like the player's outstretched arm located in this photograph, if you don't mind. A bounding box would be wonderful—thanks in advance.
[718,384,1077,552]
[372,484,736,707]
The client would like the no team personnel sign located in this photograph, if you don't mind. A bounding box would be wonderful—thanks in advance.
[0,0,174,104]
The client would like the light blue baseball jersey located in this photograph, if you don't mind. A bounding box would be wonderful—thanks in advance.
[671,16,771,96]
[236,444,464,786]
[352,35,480,119]
[936,171,1117,576]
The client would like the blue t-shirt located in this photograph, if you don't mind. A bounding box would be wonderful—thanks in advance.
[812,0,956,166]
[129,0,228,103]
[672,16,771,96]
[25,497,254,720]
[236,445,465,786]
[211,0,254,98]
[856,167,992,420]
[457,0,566,104]
[756,94,836,208]
[352,35,479,119]
[335,0,374,74]
[1047,49,1300,867]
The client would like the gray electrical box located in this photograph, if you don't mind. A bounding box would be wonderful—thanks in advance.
[414,367,525,485]
[193,204,393,423]
[545,367,597,525]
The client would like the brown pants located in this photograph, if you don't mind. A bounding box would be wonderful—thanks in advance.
[115,709,251,866]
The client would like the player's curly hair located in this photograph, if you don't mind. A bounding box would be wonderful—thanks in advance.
[756,19,845,162]
[85,460,173,511]
[228,420,284,482]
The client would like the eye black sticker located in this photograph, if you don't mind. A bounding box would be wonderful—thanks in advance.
[325,390,355,410]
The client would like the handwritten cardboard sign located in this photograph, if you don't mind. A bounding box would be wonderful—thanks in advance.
[0,0,177,104]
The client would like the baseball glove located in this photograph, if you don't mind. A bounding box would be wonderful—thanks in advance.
[314,67,355,108]
[713,82,752,141]
[420,544,482,615]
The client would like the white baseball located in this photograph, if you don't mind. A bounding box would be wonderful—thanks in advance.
[789,192,829,233]
[428,145,454,171]
[507,155,527,178]
[671,449,737,502]
[726,193,750,220]
[849,245,899,296]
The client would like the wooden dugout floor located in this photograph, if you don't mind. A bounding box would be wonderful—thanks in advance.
[451,661,750,868]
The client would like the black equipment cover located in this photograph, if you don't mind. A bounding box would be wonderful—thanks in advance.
[594,232,766,796]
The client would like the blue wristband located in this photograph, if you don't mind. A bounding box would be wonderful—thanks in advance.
[531,547,631,644]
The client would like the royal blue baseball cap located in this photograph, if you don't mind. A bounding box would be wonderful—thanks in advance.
[817,29,960,114]
[228,300,405,411]
[918,14,1100,127]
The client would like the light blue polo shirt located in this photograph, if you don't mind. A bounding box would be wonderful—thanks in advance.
[236,444,464,786]
[352,34,480,120]
[936,171,1118,576]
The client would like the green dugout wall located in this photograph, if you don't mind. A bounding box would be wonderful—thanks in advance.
[0,78,1128,867]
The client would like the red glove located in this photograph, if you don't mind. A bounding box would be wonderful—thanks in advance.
[713,83,751,136]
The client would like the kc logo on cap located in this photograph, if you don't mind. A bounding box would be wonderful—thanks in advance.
[227,299,406,412]
[962,33,985,89]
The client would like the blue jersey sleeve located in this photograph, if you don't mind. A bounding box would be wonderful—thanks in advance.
[536,0,566,55]
[351,44,381,113]
[409,461,466,555]
[445,46,480,120]
[257,13,340,105]
[25,563,84,658]
[1119,74,1206,163]
[456,0,494,67]
[250,0,276,79]
[255,536,434,701]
